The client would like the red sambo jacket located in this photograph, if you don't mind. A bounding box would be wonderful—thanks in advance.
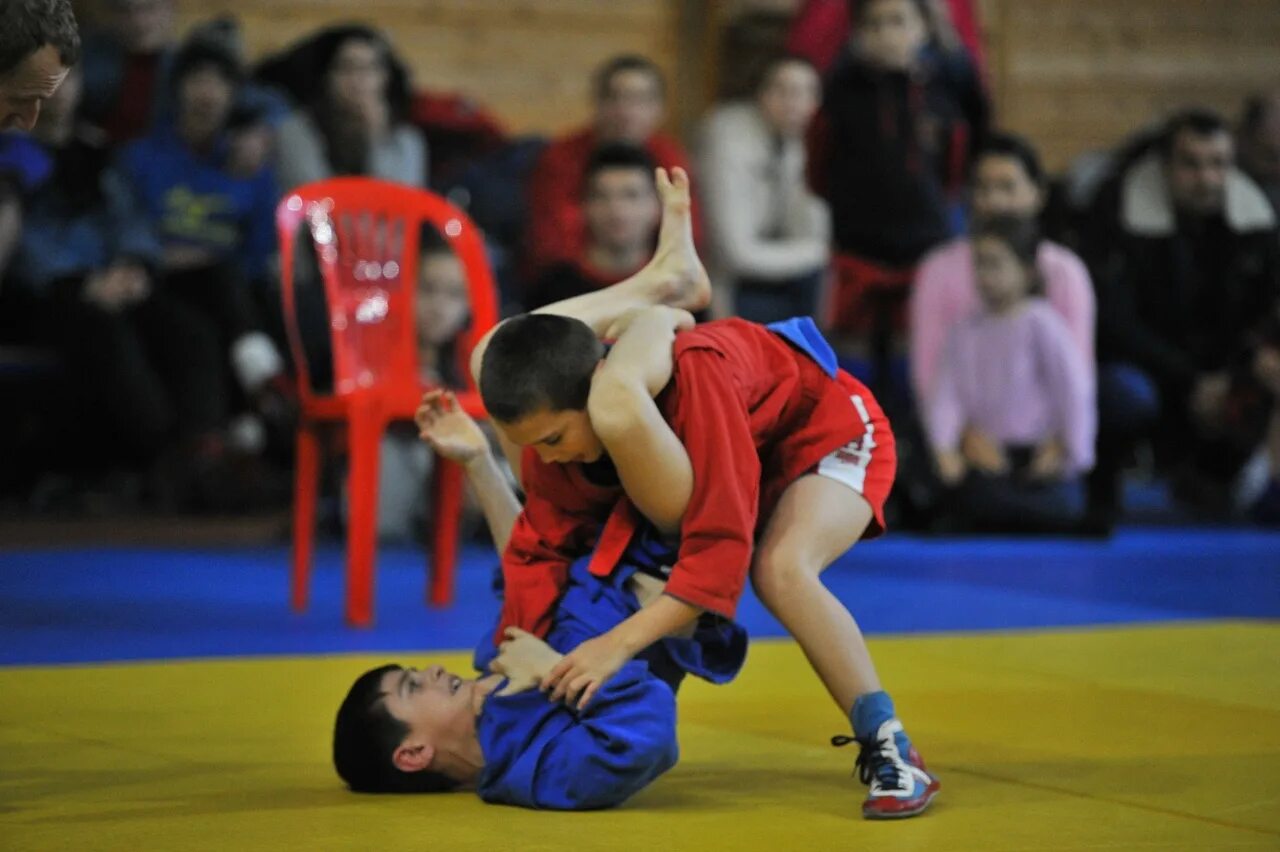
[494,318,891,643]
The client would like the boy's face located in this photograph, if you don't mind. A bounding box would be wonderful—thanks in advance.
[417,252,470,348]
[972,154,1043,221]
[858,0,928,71]
[178,66,234,142]
[380,664,477,756]
[497,405,605,465]
[595,69,664,144]
[584,168,660,256]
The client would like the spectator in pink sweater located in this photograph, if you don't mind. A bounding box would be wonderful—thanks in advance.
[926,215,1096,533]
[911,132,1095,407]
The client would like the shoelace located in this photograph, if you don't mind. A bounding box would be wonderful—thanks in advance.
[831,734,906,790]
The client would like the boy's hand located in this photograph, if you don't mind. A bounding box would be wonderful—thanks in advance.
[1189,372,1230,428]
[490,627,563,697]
[961,427,1009,475]
[935,449,966,486]
[1256,346,1280,397]
[415,390,488,464]
[541,633,633,710]
[1029,438,1066,480]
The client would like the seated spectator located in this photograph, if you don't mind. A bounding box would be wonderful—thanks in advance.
[524,54,696,283]
[697,53,829,322]
[271,25,425,192]
[373,230,476,542]
[78,0,176,145]
[525,145,660,310]
[814,0,980,341]
[1088,109,1280,517]
[116,34,287,434]
[79,5,286,149]
[911,133,1095,405]
[925,216,1095,532]
[1238,89,1280,216]
[6,66,240,509]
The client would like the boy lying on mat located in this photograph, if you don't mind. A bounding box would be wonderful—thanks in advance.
[332,393,745,808]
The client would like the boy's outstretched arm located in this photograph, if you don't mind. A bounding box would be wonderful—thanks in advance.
[416,390,522,552]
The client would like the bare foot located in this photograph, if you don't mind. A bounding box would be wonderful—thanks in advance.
[641,167,711,312]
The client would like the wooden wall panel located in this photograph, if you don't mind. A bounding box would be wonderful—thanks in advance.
[93,0,680,136]
[980,0,1280,171]
[75,0,1280,171]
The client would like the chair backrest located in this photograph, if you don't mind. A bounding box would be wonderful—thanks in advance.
[275,178,499,404]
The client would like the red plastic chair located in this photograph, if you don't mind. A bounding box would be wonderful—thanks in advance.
[276,178,499,626]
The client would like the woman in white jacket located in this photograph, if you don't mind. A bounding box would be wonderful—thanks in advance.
[697,54,830,322]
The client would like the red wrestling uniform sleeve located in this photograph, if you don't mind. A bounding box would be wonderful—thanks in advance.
[661,349,761,618]
[495,450,602,644]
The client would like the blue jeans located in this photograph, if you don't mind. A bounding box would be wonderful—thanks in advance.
[733,270,823,325]
[1098,363,1160,437]
[953,472,1086,533]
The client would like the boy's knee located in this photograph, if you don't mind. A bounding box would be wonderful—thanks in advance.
[750,544,816,604]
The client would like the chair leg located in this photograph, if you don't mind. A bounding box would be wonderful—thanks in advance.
[428,456,464,606]
[346,406,383,627]
[292,425,321,613]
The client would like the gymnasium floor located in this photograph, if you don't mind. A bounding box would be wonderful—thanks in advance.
[1,528,1277,851]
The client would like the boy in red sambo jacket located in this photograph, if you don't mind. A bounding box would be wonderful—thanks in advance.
[466,167,939,819]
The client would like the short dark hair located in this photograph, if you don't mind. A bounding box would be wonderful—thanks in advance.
[479,315,605,422]
[1239,92,1280,137]
[419,224,454,260]
[584,143,658,194]
[751,52,819,96]
[594,54,665,101]
[849,0,930,23]
[0,0,80,75]
[333,664,460,794]
[1160,108,1230,159]
[169,37,242,91]
[973,131,1045,188]
[972,214,1044,296]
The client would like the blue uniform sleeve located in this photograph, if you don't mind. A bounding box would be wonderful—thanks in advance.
[242,167,279,281]
[476,661,678,810]
[101,167,162,266]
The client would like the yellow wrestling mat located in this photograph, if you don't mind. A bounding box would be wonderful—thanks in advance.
[2,622,1278,851]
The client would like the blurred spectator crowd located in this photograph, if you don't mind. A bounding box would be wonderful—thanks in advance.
[1,0,1278,537]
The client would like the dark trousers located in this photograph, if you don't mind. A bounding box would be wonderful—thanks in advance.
[1087,363,1161,521]
[950,471,1086,534]
[56,289,227,462]
[733,270,823,325]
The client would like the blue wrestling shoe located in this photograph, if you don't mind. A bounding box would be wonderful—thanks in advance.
[835,692,940,819]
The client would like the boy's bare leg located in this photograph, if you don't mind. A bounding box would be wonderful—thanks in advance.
[469,167,709,385]
[750,476,882,716]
